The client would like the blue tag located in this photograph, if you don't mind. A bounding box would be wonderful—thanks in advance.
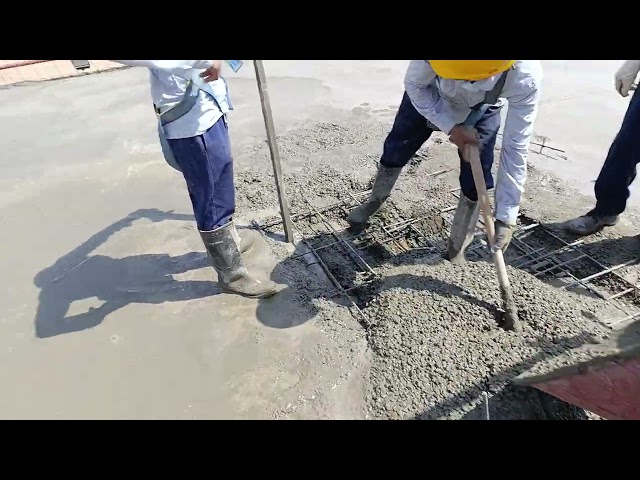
[225,60,244,73]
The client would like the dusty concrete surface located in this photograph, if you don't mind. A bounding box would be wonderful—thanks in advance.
[0,65,369,419]
[1,61,638,419]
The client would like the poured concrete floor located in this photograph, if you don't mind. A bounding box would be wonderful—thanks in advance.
[0,60,633,419]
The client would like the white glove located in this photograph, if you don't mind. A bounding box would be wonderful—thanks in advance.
[615,60,640,97]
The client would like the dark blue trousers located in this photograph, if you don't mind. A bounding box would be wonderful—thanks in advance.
[592,91,640,216]
[167,117,235,231]
[381,92,502,202]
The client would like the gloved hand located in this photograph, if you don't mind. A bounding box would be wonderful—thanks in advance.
[492,220,516,253]
[615,60,640,97]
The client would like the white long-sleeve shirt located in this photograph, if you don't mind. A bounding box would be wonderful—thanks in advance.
[404,60,542,224]
[113,60,224,139]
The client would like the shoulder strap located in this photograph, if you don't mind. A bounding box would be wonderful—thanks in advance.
[471,68,511,110]
[483,68,510,105]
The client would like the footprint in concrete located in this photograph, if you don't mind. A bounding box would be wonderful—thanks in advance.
[352,106,371,118]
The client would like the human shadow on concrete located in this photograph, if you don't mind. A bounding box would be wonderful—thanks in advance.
[33,208,215,339]
[255,222,640,332]
[330,252,598,419]
[453,219,640,303]
[254,229,504,330]
[254,233,346,329]
[253,229,614,419]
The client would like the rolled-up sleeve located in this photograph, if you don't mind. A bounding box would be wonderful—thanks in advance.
[404,60,458,134]
[495,84,541,225]
[112,60,213,75]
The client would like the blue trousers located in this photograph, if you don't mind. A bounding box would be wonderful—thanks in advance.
[167,117,235,231]
[381,92,502,202]
[592,91,640,216]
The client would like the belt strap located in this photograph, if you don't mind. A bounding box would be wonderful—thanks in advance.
[156,71,227,127]
[157,80,199,126]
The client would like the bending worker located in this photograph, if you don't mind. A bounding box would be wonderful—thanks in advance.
[113,60,277,299]
[565,60,640,235]
[348,60,543,262]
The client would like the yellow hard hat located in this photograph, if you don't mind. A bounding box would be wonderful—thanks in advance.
[430,60,516,81]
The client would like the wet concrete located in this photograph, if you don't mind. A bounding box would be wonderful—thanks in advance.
[0,60,635,419]
[229,60,634,201]
[0,65,369,419]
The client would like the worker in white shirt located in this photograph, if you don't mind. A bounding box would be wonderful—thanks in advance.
[347,60,542,263]
[565,60,640,235]
[113,60,277,298]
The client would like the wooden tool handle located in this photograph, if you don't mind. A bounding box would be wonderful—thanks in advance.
[464,136,522,332]
[465,142,495,246]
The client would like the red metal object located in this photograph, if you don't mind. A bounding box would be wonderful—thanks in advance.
[514,345,640,420]
[0,60,54,71]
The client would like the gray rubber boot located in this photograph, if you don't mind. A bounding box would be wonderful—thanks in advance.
[200,223,277,299]
[564,213,619,236]
[447,193,480,265]
[493,220,516,254]
[230,222,256,253]
[347,164,402,228]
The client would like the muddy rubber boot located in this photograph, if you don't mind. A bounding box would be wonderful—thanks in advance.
[493,220,516,254]
[564,213,619,236]
[447,193,480,265]
[347,164,402,229]
[230,222,256,253]
[200,223,278,299]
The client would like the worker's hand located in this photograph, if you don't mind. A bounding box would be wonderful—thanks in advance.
[200,61,222,83]
[615,60,640,97]
[492,220,516,253]
[128,208,174,222]
[449,125,479,153]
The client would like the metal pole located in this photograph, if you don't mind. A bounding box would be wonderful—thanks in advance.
[482,392,490,420]
[253,60,295,243]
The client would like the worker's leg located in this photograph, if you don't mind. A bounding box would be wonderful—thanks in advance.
[566,91,640,235]
[167,120,252,252]
[379,92,436,169]
[168,118,277,298]
[348,92,435,227]
[448,105,502,263]
[168,119,235,231]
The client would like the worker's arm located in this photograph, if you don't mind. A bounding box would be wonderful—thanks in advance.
[404,60,459,134]
[112,60,214,75]
[495,85,541,225]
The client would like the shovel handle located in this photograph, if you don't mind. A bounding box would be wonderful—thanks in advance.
[464,134,522,332]
[464,140,495,246]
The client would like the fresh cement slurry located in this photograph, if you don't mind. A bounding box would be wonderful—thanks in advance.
[234,117,631,420]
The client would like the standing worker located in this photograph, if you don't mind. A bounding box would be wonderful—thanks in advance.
[564,60,640,235]
[348,60,542,262]
[113,60,278,298]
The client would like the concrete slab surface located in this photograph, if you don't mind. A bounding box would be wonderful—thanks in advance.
[0,60,633,419]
